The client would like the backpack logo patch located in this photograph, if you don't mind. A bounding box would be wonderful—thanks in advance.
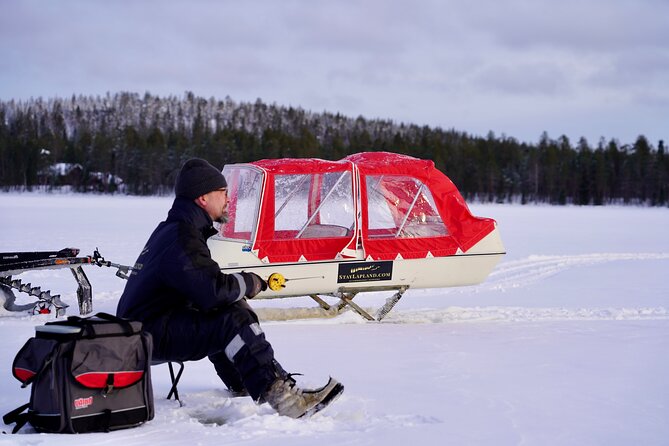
[73,396,94,410]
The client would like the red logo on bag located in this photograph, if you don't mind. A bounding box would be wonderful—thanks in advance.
[73,396,94,410]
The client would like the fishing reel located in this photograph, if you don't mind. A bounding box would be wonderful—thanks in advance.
[267,272,286,291]
[266,272,324,291]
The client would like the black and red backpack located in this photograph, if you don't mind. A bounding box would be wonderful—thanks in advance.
[4,313,154,433]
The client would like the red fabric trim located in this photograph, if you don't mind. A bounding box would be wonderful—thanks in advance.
[74,371,144,389]
[253,159,355,262]
[256,238,353,263]
[14,367,35,383]
[354,153,496,259]
[247,152,497,262]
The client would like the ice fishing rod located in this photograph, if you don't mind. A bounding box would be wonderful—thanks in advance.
[266,272,325,291]
[90,249,320,291]
[91,247,324,291]
[91,248,136,280]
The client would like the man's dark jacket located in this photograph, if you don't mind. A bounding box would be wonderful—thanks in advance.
[117,197,249,322]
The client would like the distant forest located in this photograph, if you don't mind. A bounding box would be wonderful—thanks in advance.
[1,91,667,206]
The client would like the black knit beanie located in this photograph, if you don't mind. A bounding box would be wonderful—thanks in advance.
[174,158,227,199]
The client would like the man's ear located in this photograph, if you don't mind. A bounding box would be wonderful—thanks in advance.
[194,194,208,208]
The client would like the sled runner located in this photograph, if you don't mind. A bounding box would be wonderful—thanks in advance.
[209,151,506,320]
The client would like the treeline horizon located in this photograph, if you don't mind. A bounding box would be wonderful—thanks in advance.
[0,91,667,206]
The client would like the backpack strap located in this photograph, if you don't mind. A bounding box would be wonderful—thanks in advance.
[93,312,136,336]
[64,312,136,337]
[3,402,30,434]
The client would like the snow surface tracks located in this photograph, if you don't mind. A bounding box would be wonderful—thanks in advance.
[484,252,669,290]
[253,252,669,324]
[383,252,669,324]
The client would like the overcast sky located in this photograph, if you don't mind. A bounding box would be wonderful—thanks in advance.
[1,0,667,145]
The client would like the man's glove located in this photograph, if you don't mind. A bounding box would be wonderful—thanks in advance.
[241,272,268,298]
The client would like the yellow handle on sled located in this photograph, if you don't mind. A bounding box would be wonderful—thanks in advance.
[267,272,325,291]
[267,272,286,291]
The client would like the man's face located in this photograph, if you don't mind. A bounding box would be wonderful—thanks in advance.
[202,188,229,224]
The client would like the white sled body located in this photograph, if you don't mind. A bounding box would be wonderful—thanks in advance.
[208,152,505,315]
[210,226,504,298]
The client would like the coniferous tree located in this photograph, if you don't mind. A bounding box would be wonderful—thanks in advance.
[0,93,666,205]
[655,140,667,205]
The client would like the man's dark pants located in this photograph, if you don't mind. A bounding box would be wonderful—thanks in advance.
[145,300,276,400]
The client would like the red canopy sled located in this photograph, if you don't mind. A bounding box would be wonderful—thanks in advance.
[210,151,505,320]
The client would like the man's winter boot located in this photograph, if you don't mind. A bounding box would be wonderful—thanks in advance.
[262,375,344,418]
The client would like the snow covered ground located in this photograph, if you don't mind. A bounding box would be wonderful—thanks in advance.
[1,193,668,445]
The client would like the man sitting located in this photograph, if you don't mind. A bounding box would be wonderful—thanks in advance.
[116,158,343,418]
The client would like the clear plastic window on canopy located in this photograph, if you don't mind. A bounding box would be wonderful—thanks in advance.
[274,171,354,239]
[216,165,263,242]
[366,175,449,238]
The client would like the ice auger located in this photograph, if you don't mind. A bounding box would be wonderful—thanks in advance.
[0,248,134,317]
